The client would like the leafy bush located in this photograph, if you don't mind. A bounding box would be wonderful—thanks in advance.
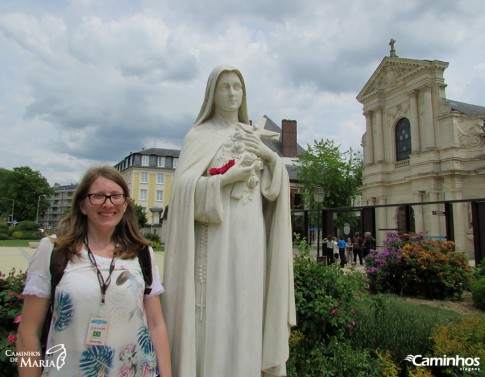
[0,233,9,240]
[288,235,374,376]
[470,277,485,310]
[474,258,485,280]
[431,315,485,377]
[287,336,384,377]
[143,232,161,244]
[365,232,471,300]
[12,220,40,232]
[292,235,363,344]
[0,268,26,374]
[348,294,461,375]
[11,230,23,239]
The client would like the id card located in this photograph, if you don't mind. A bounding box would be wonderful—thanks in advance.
[85,317,109,346]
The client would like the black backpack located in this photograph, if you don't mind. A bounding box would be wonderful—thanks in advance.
[41,245,152,355]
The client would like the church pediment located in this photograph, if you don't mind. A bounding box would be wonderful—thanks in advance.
[357,57,448,102]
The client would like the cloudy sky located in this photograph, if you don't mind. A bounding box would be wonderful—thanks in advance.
[1,0,484,185]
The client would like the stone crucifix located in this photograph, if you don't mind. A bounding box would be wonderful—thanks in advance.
[389,38,398,58]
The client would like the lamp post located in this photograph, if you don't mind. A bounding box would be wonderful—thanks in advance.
[36,194,47,223]
[0,197,14,225]
[313,186,325,257]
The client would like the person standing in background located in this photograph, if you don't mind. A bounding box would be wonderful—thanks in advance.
[353,232,363,265]
[363,231,376,259]
[337,235,347,268]
[323,235,334,265]
[345,237,353,265]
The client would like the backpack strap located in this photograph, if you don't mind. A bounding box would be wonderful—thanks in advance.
[138,245,153,295]
[41,244,69,358]
[50,245,69,300]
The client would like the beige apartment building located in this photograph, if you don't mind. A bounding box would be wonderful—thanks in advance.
[114,148,180,228]
[357,43,485,257]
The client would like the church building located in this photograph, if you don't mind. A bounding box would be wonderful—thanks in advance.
[356,40,485,257]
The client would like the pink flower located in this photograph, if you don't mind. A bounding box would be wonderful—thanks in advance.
[7,333,16,343]
[346,321,357,329]
[13,315,21,324]
[8,291,13,297]
[331,308,338,317]
[17,294,22,300]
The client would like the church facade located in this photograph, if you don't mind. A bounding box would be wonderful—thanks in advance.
[356,43,485,257]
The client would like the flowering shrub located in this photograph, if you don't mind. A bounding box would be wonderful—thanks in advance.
[365,232,471,300]
[431,315,485,377]
[287,235,378,375]
[0,268,25,372]
[292,235,362,343]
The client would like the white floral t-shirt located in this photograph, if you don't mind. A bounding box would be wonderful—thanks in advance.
[23,237,164,377]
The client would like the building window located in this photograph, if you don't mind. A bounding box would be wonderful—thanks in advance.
[173,157,178,168]
[139,189,148,201]
[140,172,148,183]
[395,118,411,161]
[157,157,166,167]
[157,173,164,184]
[141,155,150,166]
[156,190,164,201]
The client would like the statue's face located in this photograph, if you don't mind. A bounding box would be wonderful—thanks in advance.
[213,72,243,113]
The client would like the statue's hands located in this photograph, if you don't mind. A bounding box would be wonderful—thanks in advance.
[221,161,255,186]
[241,133,275,162]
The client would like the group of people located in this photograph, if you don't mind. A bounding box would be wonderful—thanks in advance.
[323,231,376,268]
[17,65,295,377]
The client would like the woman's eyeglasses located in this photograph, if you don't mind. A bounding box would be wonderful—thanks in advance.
[86,193,127,205]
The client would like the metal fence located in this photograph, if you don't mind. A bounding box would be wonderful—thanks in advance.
[291,198,485,264]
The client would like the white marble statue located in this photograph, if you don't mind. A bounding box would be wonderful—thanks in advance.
[162,65,296,377]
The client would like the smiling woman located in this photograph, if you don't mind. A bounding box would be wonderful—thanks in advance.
[16,165,172,377]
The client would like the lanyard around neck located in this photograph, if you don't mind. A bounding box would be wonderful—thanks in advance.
[85,239,116,304]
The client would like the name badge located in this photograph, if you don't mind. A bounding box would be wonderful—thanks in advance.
[85,317,109,346]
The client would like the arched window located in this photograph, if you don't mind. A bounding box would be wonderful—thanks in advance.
[395,118,411,161]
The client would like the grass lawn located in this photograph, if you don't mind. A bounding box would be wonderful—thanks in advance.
[0,239,37,247]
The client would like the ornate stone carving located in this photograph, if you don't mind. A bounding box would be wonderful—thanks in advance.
[458,122,485,148]
[363,61,419,96]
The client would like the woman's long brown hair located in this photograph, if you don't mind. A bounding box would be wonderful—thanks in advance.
[53,164,149,260]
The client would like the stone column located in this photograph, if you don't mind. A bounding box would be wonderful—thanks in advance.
[377,197,387,247]
[413,192,424,232]
[408,90,421,153]
[429,191,441,238]
[422,84,436,150]
[374,108,384,162]
[364,111,374,164]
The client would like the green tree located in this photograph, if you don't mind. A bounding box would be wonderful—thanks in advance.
[0,167,52,222]
[295,139,363,209]
[134,203,148,229]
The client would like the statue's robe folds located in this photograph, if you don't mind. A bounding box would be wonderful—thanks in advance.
[162,120,296,377]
